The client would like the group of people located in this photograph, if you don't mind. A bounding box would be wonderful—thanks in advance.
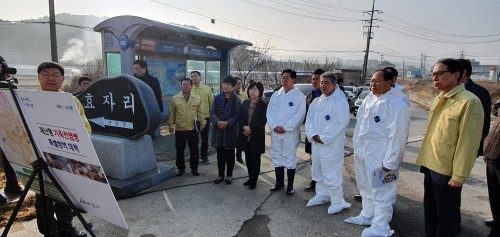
[165,58,498,236]
[167,72,267,189]
[0,55,498,237]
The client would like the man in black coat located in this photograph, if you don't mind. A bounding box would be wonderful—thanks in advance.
[133,60,163,139]
[304,68,324,192]
[458,59,491,156]
[458,59,492,228]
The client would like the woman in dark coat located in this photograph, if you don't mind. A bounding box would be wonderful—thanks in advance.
[211,76,241,185]
[237,81,267,190]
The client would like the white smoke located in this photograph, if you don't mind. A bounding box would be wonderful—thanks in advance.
[60,34,101,65]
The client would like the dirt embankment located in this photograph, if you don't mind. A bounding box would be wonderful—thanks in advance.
[399,78,500,105]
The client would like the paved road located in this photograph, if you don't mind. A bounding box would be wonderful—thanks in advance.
[1,102,492,236]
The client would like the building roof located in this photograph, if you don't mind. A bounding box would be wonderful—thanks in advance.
[94,15,252,51]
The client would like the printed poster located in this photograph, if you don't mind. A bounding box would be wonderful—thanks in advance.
[10,89,128,229]
[371,167,398,188]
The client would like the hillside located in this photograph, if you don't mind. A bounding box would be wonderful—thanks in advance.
[0,14,107,65]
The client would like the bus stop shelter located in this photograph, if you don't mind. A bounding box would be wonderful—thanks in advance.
[94,15,252,114]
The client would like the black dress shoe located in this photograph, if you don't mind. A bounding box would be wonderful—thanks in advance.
[270,184,284,192]
[304,183,315,192]
[4,185,23,196]
[176,170,185,177]
[249,184,256,190]
[60,228,87,237]
[214,178,224,184]
[226,179,232,185]
[243,180,250,186]
[485,218,494,227]
[0,194,7,205]
[354,194,362,201]
[191,170,200,176]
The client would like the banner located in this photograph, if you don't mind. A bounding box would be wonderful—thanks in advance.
[0,89,128,229]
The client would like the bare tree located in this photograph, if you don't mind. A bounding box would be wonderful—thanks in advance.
[230,39,273,89]
[62,58,104,93]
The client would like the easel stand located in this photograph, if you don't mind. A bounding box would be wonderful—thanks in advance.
[0,80,95,237]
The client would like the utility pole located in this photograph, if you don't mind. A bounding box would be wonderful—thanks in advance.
[402,60,405,79]
[459,49,465,59]
[420,51,423,78]
[49,0,58,62]
[362,0,378,81]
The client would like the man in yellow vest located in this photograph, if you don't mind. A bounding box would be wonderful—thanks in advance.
[168,78,206,176]
[190,71,213,164]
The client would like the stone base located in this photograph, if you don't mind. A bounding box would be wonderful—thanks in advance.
[91,134,157,180]
[108,164,176,198]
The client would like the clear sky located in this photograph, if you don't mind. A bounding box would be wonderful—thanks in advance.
[2,0,500,67]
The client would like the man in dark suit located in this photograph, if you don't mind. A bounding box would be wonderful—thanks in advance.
[458,59,492,229]
[458,59,491,156]
[304,68,324,192]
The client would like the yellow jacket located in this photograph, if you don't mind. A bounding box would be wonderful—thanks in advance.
[73,97,92,135]
[191,84,213,119]
[416,84,484,183]
[237,91,248,102]
[167,93,206,131]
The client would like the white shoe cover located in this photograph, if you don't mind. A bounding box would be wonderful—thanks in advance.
[344,215,372,226]
[306,195,329,207]
[361,226,394,237]
[327,200,351,214]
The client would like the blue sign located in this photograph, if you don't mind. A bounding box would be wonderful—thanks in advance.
[119,34,130,51]
[153,42,222,59]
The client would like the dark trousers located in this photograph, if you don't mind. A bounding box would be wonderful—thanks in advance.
[244,149,261,185]
[236,148,243,160]
[423,170,462,237]
[216,148,235,177]
[175,130,199,171]
[487,162,500,237]
[200,118,210,159]
[35,195,74,236]
[1,149,19,189]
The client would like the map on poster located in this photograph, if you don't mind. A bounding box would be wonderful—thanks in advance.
[6,89,128,230]
[0,89,37,167]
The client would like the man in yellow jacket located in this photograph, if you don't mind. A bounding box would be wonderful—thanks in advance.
[416,58,484,237]
[168,78,206,177]
[190,71,213,164]
[35,61,89,237]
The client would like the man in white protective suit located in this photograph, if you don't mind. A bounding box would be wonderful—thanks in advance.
[305,71,351,214]
[345,70,410,237]
[266,69,306,196]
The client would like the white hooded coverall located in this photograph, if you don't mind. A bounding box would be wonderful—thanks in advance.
[266,87,306,169]
[305,88,351,214]
[347,89,410,237]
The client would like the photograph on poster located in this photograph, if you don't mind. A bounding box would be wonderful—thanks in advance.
[43,151,107,184]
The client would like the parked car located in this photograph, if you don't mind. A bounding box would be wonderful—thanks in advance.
[294,83,314,96]
[345,91,356,110]
[353,91,370,116]
[343,86,360,97]
[263,89,274,104]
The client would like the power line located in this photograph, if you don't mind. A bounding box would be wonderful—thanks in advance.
[147,0,333,50]
[238,0,362,22]
[381,13,499,38]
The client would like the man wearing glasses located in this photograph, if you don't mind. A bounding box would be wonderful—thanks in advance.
[416,58,484,237]
[266,69,306,196]
[35,62,89,237]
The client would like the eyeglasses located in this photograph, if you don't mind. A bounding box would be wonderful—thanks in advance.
[432,70,450,78]
[40,72,62,79]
